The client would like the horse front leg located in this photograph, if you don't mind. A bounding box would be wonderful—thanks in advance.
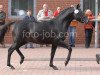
[7,43,20,69]
[7,45,16,69]
[16,49,25,64]
[49,45,58,70]
[58,41,72,66]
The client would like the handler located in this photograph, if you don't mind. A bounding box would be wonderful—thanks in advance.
[0,5,6,26]
[0,4,6,48]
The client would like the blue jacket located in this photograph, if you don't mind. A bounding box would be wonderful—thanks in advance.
[23,16,37,22]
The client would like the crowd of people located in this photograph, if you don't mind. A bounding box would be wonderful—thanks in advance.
[0,4,100,48]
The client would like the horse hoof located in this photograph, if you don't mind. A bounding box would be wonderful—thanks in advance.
[49,65,58,70]
[20,57,24,64]
[65,61,68,66]
[96,54,100,64]
[11,66,15,69]
[7,65,15,69]
[53,67,59,70]
[20,59,24,64]
[7,64,15,69]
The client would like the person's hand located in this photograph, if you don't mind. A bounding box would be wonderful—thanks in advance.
[41,16,49,19]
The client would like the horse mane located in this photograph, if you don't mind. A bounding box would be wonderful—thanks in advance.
[57,7,74,17]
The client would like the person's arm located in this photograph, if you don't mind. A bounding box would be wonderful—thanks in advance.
[30,16,37,22]
[37,10,44,20]
[23,16,28,20]
[49,10,53,19]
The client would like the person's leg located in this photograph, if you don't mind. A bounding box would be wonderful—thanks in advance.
[29,42,34,48]
[69,33,72,46]
[25,44,27,49]
[85,29,89,48]
[88,29,93,47]
[68,26,72,46]
[71,27,76,47]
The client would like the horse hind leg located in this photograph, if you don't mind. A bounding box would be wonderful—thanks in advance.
[16,49,25,64]
[7,43,22,69]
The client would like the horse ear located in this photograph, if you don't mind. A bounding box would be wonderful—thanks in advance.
[76,4,80,9]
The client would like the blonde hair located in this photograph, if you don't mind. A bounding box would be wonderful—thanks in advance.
[57,7,61,10]
[43,4,48,8]
[85,9,92,16]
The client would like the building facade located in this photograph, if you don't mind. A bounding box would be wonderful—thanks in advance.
[0,0,100,44]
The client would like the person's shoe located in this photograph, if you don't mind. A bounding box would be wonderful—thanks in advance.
[70,44,75,47]
[40,45,43,47]
[85,46,89,48]
[72,45,75,47]
[46,44,49,47]
[25,47,27,49]
[30,47,34,49]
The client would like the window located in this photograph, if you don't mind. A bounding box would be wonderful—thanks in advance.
[8,0,36,19]
[82,0,100,15]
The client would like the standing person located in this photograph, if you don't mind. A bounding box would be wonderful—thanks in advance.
[68,5,78,47]
[23,9,36,22]
[37,4,53,21]
[53,7,61,17]
[68,20,78,47]
[0,5,6,25]
[37,4,53,47]
[0,5,6,48]
[84,9,95,48]
[24,9,36,49]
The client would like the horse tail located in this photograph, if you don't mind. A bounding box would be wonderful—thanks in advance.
[0,21,15,32]
[0,21,15,44]
[1,21,15,31]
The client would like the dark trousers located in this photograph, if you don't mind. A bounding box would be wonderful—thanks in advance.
[25,42,33,48]
[85,29,93,48]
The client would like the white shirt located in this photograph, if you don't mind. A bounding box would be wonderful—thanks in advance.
[37,9,53,21]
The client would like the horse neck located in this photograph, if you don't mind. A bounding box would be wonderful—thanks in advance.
[54,8,74,32]
[62,18,73,32]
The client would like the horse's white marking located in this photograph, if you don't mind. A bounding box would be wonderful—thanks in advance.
[74,9,79,14]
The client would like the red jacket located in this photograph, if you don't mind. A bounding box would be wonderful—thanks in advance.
[53,10,60,17]
[84,15,95,29]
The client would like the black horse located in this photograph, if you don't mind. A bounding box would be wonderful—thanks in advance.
[2,4,88,70]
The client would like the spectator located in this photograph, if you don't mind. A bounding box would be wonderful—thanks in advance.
[53,7,61,17]
[24,9,35,49]
[0,5,6,25]
[24,9,36,22]
[37,4,53,21]
[68,20,78,47]
[84,9,95,48]
[0,4,6,48]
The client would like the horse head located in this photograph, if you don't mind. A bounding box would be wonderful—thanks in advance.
[73,4,89,23]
